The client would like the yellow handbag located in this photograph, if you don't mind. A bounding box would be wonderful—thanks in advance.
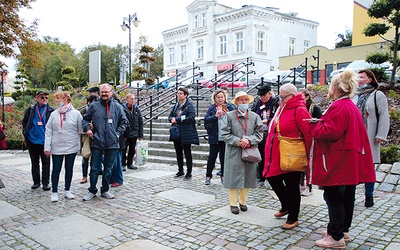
[277,120,307,171]
[81,135,91,158]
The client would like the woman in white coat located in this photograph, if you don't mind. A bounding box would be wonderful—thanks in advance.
[45,91,82,202]
[352,69,390,207]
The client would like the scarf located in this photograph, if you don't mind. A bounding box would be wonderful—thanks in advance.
[58,103,73,125]
[355,84,375,126]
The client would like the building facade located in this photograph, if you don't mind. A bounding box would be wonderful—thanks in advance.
[162,0,318,80]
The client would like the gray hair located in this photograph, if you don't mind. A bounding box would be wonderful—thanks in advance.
[280,83,297,95]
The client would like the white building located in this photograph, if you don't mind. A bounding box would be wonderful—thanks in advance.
[162,0,319,80]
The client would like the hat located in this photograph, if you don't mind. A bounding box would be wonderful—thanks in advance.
[87,86,99,93]
[257,85,271,96]
[231,91,254,104]
[36,90,49,96]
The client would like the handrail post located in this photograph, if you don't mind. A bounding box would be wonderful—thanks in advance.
[149,95,153,141]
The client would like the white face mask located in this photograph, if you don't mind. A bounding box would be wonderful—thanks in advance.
[238,104,249,112]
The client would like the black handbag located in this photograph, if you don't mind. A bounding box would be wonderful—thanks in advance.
[0,130,5,141]
[169,125,180,140]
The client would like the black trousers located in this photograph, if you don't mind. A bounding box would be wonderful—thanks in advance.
[323,185,356,241]
[206,141,226,178]
[257,132,267,181]
[122,137,138,166]
[173,139,192,175]
[27,140,50,186]
[267,171,302,222]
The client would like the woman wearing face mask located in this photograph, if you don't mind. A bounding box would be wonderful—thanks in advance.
[352,69,390,207]
[221,91,263,214]
[262,83,312,229]
[44,91,83,202]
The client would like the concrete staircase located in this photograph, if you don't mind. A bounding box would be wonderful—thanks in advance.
[143,87,259,168]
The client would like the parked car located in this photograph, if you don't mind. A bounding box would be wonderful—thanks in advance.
[251,70,306,87]
[328,60,391,82]
[150,77,173,90]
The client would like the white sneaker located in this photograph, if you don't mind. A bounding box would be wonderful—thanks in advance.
[316,234,346,249]
[101,191,115,199]
[64,191,74,200]
[301,188,313,196]
[83,192,96,201]
[51,193,58,202]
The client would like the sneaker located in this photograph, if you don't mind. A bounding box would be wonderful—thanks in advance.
[205,177,211,185]
[101,191,115,199]
[365,195,374,207]
[257,180,265,188]
[316,234,346,249]
[301,188,313,196]
[51,193,58,202]
[122,165,127,171]
[80,177,87,184]
[220,176,224,184]
[184,174,192,180]
[175,172,184,177]
[83,192,96,201]
[323,231,351,242]
[216,169,222,176]
[128,165,137,170]
[64,191,74,200]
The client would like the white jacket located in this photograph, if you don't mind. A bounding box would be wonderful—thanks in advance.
[44,108,83,155]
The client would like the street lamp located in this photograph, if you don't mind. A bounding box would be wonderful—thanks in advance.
[0,68,7,124]
[121,13,140,87]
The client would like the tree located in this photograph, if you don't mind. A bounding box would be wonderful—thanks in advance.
[335,30,353,48]
[363,0,400,86]
[14,66,31,93]
[0,0,38,68]
[150,44,164,78]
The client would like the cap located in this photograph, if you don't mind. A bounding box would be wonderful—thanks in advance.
[36,90,49,96]
[87,86,100,93]
[257,85,271,96]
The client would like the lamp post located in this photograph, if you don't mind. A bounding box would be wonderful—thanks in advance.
[0,68,7,124]
[121,13,140,87]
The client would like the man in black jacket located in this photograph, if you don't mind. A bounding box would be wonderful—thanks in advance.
[22,90,55,191]
[82,84,127,201]
[122,94,144,170]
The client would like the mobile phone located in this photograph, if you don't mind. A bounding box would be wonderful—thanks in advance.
[222,104,227,110]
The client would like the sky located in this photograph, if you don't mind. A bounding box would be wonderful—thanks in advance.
[2,0,354,76]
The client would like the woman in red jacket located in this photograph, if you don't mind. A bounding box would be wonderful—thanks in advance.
[308,70,375,249]
[263,83,312,229]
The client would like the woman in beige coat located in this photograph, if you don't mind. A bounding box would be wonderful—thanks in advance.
[221,91,263,214]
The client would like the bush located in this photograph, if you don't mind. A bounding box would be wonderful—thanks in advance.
[380,145,400,164]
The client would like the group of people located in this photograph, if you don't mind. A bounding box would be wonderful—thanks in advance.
[168,68,389,249]
[22,84,143,202]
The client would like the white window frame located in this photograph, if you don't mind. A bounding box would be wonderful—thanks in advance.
[235,32,244,53]
[219,35,227,55]
[194,15,199,29]
[197,40,204,59]
[289,37,296,55]
[201,13,207,27]
[169,47,175,64]
[180,45,186,63]
[257,31,266,52]
[304,40,310,52]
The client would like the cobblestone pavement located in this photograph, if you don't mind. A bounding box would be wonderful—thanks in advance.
[0,150,400,250]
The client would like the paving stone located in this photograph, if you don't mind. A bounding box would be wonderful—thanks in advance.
[377,182,395,192]
[0,201,25,220]
[383,174,399,185]
[375,171,387,182]
[391,162,400,175]
[378,163,392,173]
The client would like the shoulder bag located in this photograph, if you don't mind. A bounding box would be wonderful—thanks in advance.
[238,111,262,163]
[277,111,307,171]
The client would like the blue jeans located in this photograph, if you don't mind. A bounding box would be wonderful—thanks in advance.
[89,148,118,194]
[51,153,77,193]
[365,182,375,197]
[82,157,89,177]
[111,150,123,184]
[206,141,226,178]
[323,185,356,241]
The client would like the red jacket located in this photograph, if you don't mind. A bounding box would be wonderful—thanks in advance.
[263,94,312,178]
[307,97,375,186]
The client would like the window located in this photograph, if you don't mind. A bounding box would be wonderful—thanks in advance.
[194,15,199,28]
[304,40,310,52]
[257,31,266,52]
[201,13,207,27]
[180,45,186,63]
[289,37,295,55]
[169,47,175,64]
[197,40,204,59]
[219,35,227,55]
[235,32,244,53]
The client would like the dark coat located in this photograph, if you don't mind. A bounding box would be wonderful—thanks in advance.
[82,99,127,149]
[168,99,199,145]
[204,103,235,144]
[22,103,55,139]
[251,96,280,128]
[123,104,144,139]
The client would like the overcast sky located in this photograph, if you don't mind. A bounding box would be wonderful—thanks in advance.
[2,0,353,76]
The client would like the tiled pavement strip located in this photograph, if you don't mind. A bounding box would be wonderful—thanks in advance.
[0,150,399,250]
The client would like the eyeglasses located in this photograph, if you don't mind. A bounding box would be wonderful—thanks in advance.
[40,96,48,100]
[279,94,292,100]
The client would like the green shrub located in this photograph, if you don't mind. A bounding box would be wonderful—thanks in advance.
[380,145,400,164]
